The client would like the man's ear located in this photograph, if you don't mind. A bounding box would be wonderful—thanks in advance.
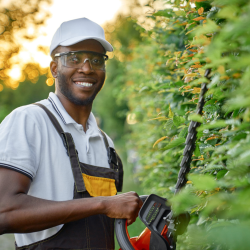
[50,60,58,78]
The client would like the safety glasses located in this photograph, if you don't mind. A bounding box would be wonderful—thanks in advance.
[54,50,109,71]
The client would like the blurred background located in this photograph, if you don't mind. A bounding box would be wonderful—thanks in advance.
[1,0,250,249]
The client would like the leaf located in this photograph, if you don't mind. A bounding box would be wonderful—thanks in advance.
[163,137,185,150]
[198,7,204,15]
[185,73,197,77]
[169,104,174,118]
[217,169,228,179]
[173,115,185,127]
[204,104,218,113]
[153,9,173,18]
[153,136,168,148]
[189,174,217,191]
[198,68,206,75]
[179,127,188,138]
[180,22,188,26]
[164,119,174,130]
[148,116,170,121]
[188,114,204,123]
[139,86,149,93]
[216,5,238,20]
[198,120,227,131]
[170,189,200,214]
[206,136,219,141]
[175,10,186,16]
[193,16,206,21]
[191,64,202,68]
[194,19,220,36]
[192,87,201,94]
[194,144,201,157]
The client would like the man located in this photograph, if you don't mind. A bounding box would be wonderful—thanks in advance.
[0,18,142,250]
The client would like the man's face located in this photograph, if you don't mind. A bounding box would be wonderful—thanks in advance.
[53,39,106,106]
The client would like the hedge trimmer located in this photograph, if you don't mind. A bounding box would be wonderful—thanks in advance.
[115,69,211,250]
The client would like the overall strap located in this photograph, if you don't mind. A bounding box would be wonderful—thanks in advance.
[34,103,86,192]
[99,129,118,170]
[100,129,123,191]
[99,129,109,150]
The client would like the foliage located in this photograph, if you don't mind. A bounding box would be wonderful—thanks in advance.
[0,75,53,122]
[111,0,250,249]
[0,0,52,89]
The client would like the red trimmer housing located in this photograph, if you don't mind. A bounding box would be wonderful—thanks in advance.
[115,194,189,250]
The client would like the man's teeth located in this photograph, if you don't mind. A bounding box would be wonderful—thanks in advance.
[75,82,93,87]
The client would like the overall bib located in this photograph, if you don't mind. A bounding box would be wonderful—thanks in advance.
[16,103,123,250]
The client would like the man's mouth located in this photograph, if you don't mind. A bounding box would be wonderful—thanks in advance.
[74,82,93,87]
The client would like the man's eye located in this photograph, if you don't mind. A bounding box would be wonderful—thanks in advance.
[92,57,103,65]
[69,56,80,63]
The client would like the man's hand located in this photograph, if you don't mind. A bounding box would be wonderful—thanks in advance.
[101,192,143,225]
[0,168,142,234]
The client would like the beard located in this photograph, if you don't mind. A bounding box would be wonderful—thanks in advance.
[57,72,103,106]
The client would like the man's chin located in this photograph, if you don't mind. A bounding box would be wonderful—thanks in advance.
[66,94,97,106]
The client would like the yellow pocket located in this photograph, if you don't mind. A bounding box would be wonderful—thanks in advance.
[82,173,117,197]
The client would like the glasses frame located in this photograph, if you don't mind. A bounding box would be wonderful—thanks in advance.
[54,50,109,70]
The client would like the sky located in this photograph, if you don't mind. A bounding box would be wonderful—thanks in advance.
[46,0,123,39]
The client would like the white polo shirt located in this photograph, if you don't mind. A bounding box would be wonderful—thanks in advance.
[0,92,114,247]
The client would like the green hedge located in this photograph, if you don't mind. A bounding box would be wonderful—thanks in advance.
[109,0,250,249]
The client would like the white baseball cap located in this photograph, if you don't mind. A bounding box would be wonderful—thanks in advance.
[50,17,113,55]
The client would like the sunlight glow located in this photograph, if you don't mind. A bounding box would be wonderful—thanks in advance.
[46,78,54,86]
[8,67,21,80]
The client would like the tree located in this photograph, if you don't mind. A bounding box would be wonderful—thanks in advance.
[0,0,52,90]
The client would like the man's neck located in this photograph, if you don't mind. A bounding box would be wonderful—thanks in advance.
[55,92,92,132]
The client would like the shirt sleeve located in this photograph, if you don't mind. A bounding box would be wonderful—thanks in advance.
[0,107,42,180]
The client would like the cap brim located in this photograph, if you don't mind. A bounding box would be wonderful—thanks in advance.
[60,36,113,52]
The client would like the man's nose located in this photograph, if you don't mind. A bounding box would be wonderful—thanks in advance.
[78,58,93,73]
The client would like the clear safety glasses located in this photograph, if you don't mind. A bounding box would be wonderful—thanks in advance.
[54,50,109,71]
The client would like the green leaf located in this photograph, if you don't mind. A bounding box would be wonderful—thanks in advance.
[174,10,185,17]
[194,144,201,157]
[204,99,217,106]
[194,19,220,37]
[173,115,185,127]
[169,104,174,118]
[216,5,239,20]
[170,189,201,215]
[198,120,227,131]
[204,104,218,113]
[188,114,203,123]
[164,119,174,130]
[153,9,173,18]
[217,169,228,179]
[179,127,188,138]
[189,175,217,191]
[163,137,185,150]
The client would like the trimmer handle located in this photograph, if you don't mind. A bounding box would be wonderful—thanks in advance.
[115,195,148,250]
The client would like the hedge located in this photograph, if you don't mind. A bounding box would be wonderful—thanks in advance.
[108,0,250,249]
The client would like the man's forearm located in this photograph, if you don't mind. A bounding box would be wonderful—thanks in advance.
[0,193,106,234]
[0,168,142,235]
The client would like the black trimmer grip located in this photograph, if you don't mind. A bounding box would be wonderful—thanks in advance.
[115,195,149,250]
[115,219,134,250]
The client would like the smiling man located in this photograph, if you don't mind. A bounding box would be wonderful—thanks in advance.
[0,18,142,250]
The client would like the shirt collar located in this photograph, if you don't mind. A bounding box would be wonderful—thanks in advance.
[48,92,100,133]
